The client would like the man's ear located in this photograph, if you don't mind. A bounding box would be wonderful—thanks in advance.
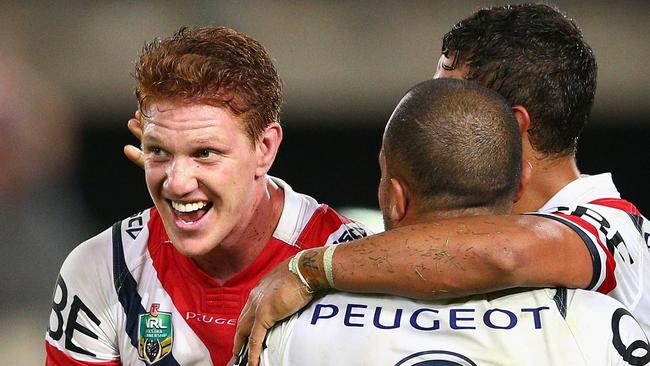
[514,159,533,203]
[388,177,408,223]
[255,122,283,178]
[511,105,531,136]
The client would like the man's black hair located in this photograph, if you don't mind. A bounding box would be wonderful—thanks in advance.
[384,78,521,211]
[441,3,597,157]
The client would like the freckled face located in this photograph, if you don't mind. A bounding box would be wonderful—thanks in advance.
[141,101,261,258]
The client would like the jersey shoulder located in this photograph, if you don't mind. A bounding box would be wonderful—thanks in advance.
[272,179,372,250]
[45,209,155,364]
[566,289,650,365]
[57,209,153,290]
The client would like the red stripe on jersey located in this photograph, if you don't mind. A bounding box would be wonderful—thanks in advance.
[589,198,641,216]
[555,212,617,293]
[295,204,349,249]
[45,342,121,366]
[145,206,341,366]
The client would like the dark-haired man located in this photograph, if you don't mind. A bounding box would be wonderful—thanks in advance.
[45,26,367,366]
[234,4,650,364]
[248,79,647,365]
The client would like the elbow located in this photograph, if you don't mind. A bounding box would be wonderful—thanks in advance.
[484,242,531,286]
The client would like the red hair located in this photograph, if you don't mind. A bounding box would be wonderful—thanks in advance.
[134,26,282,142]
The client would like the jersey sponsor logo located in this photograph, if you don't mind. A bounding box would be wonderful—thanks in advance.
[185,311,237,326]
[138,304,173,364]
[309,303,549,331]
[126,211,145,239]
[332,224,368,244]
[395,350,477,366]
[553,205,635,264]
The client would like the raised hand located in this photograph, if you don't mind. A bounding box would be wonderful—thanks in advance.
[123,111,145,168]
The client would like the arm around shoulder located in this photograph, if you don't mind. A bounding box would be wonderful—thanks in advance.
[329,214,594,299]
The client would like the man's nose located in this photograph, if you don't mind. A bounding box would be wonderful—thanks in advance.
[163,157,199,197]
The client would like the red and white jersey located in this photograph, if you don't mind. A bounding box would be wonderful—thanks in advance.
[259,288,649,365]
[45,177,370,366]
[532,173,650,334]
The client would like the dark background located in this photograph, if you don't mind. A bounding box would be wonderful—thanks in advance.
[79,114,650,228]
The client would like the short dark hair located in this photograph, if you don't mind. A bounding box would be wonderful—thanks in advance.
[384,78,521,211]
[135,26,282,143]
[441,3,597,157]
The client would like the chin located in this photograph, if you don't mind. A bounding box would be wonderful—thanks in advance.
[169,236,217,258]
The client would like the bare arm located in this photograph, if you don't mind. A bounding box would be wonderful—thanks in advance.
[312,214,592,299]
[234,214,593,365]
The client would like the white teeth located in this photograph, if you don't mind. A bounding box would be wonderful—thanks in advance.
[171,201,208,213]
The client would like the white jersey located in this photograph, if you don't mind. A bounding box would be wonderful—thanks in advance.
[259,288,650,365]
[45,177,370,366]
[532,173,650,334]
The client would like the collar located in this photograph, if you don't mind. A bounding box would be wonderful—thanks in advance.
[539,173,620,212]
[268,175,319,245]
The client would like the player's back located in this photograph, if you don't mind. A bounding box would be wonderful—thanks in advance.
[260,288,649,365]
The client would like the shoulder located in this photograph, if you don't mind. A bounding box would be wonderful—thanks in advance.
[59,224,114,286]
[46,209,158,362]
[565,289,649,365]
[56,209,157,309]
[61,209,154,278]
[271,176,373,249]
[298,204,372,248]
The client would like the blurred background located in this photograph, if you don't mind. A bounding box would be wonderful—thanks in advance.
[1,1,648,364]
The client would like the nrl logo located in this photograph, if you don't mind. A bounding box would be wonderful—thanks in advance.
[138,304,173,364]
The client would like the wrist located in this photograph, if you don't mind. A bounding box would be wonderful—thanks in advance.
[297,247,330,292]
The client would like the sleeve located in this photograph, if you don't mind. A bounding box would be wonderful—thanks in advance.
[45,227,121,365]
[530,210,615,292]
[531,199,649,296]
[566,290,650,366]
[296,204,374,250]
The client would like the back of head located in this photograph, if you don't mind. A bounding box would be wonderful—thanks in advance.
[134,26,282,142]
[384,78,521,213]
[441,3,596,157]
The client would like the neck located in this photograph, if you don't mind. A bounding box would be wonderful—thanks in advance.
[193,177,285,282]
[513,153,580,213]
[398,205,510,228]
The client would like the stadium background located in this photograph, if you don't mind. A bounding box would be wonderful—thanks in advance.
[1,1,647,364]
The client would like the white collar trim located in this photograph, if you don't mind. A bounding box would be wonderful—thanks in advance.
[269,176,319,246]
[539,173,620,212]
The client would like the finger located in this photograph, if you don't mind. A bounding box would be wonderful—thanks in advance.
[233,306,253,356]
[124,145,145,169]
[247,319,272,366]
[127,118,143,141]
[225,355,238,366]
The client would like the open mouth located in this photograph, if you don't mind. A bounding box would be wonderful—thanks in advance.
[169,200,213,224]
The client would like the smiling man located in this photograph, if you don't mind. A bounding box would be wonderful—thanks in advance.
[44,27,367,366]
